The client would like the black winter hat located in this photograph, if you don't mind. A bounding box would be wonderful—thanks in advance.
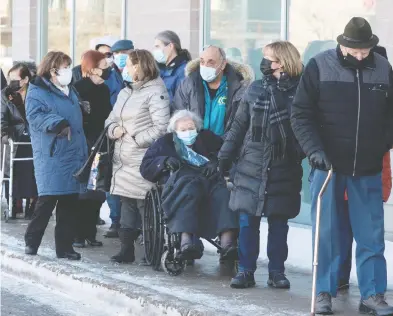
[337,17,379,49]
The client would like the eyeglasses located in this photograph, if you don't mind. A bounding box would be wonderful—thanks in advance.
[104,52,113,58]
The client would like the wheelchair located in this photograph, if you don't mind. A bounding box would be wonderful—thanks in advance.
[143,184,238,276]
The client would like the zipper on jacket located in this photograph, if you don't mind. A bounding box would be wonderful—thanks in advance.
[353,69,361,176]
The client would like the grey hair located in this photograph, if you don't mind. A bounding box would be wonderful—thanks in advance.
[202,45,227,61]
[167,110,203,133]
[156,30,181,50]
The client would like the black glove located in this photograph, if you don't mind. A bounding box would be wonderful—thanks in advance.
[164,157,181,172]
[309,150,331,171]
[201,160,218,177]
[218,158,232,177]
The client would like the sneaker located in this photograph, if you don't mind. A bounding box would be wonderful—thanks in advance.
[104,223,120,238]
[230,271,256,289]
[315,292,333,315]
[267,272,290,289]
[359,294,393,316]
[180,243,203,260]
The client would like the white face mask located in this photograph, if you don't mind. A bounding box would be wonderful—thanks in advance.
[200,65,219,83]
[57,68,73,86]
[153,49,167,64]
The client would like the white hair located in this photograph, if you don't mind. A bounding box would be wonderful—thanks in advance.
[167,110,203,133]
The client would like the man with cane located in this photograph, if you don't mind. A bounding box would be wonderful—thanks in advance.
[291,17,393,315]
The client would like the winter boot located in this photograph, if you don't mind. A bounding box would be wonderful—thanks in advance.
[104,223,120,238]
[110,229,137,263]
[230,271,256,289]
[267,272,290,289]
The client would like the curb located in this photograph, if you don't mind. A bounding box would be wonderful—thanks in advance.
[1,248,213,316]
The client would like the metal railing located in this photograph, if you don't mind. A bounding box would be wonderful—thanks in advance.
[1,139,33,222]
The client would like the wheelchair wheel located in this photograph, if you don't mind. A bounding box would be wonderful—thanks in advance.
[143,189,158,266]
[151,187,164,271]
[161,250,185,276]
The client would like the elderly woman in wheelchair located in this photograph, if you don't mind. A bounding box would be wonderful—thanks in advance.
[140,110,238,262]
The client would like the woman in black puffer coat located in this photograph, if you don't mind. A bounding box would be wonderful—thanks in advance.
[219,41,305,290]
[73,50,112,248]
[1,63,38,219]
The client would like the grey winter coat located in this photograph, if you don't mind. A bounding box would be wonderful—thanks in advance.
[105,77,170,199]
[219,77,304,219]
[172,59,254,137]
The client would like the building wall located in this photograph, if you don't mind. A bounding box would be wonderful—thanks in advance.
[127,0,200,57]
[375,0,393,61]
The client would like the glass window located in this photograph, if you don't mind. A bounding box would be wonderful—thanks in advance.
[205,0,283,79]
[75,0,121,62]
[48,0,71,55]
[288,0,377,226]
[288,0,377,63]
[0,0,13,73]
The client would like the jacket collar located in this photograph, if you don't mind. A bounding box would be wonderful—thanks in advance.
[336,45,376,69]
[160,53,190,73]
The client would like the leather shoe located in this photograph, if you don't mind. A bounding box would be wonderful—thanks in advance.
[57,251,81,260]
[25,246,38,255]
[359,294,393,316]
[315,292,333,315]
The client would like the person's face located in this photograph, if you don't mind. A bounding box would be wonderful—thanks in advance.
[97,45,111,55]
[263,47,282,76]
[342,47,371,61]
[126,57,138,81]
[175,117,196,132]
[90,58,109,84]
[8,70,29,92]
[154,39,173,56]
[200,47,226,71]
[50,62,72,86]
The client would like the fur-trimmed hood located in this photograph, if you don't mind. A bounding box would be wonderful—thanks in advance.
[184,58,254,83]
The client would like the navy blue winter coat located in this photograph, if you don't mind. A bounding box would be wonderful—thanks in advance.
[140,130,222,183]
[159,53,190,103]
[26,76,88,196]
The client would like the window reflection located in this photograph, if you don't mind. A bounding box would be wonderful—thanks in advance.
[205,0,282,79]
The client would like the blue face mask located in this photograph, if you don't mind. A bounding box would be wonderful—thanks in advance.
[176,129,198,146]
[122,68,132,83]
[114,54,128,69]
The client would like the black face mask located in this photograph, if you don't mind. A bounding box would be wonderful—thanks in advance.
[100,67,111,80]
[344,53,367,69]
[8,80,22,92]
[260,58,280,76]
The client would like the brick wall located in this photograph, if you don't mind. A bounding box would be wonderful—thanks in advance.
[127,0,201,58]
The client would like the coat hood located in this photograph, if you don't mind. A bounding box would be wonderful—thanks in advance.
[184,58,254,83]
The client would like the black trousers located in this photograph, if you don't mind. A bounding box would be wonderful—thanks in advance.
[24,194,78,254]
[75,199,103,240]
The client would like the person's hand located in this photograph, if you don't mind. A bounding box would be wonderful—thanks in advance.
[202,160,218,177]
[113,126,126,139]
[58,126,71,141]
[309,150,331,170]
[218,159,232,177]
[164,157,181,172]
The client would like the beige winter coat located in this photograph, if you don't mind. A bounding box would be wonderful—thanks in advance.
[105,77,170,199]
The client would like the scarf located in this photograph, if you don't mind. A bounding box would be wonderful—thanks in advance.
[173,134,209,167]
[252,73,297,161]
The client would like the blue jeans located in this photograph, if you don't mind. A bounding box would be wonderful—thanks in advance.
[338,200,353,283]
[310,170,386,299]
[238,213,289,273]
[106,193,121,225]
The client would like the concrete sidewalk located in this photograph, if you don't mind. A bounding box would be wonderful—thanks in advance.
[2,218,392,315]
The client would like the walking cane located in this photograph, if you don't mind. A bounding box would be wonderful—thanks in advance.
[311,168,333,316]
